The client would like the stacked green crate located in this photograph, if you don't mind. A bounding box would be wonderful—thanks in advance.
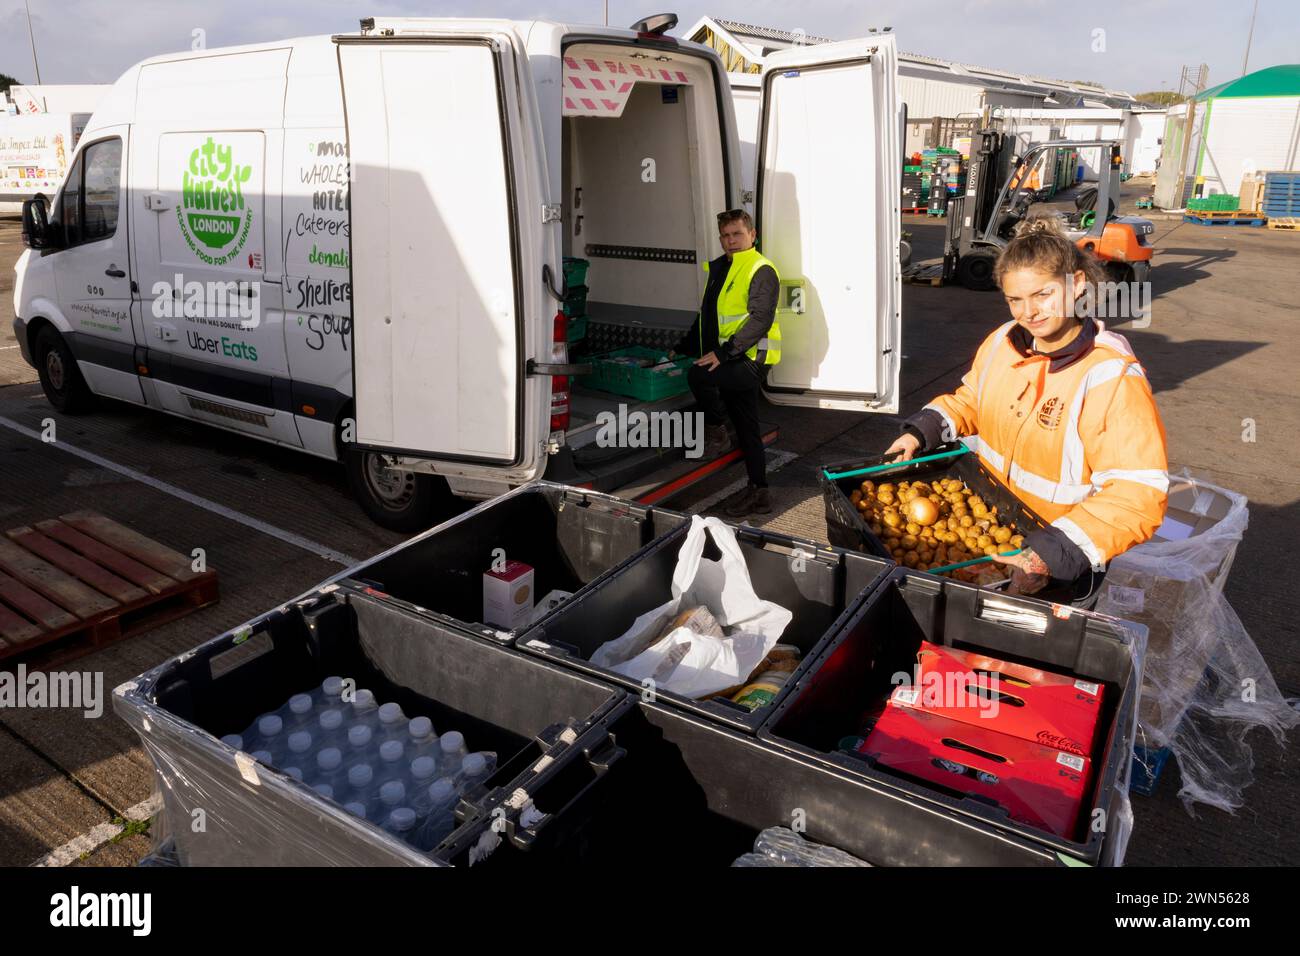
[1187,194,1239,212]
[562,257,589,342]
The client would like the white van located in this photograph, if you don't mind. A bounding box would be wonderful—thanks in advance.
[13,14,902,530]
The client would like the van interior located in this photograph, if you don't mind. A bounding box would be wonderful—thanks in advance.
[559,45,729,448]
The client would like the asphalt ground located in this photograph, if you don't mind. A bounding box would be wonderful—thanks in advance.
[1,181,1297,866]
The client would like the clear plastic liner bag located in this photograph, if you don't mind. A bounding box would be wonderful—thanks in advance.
[732,827,872,867]
[1095,473,1299,814]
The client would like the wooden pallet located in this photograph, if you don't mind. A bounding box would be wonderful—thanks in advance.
[901,206,927,215]
[0,511,219,668]
[1183,213,1266,227]
[902,263,945,286]
[1266,217,1299,231]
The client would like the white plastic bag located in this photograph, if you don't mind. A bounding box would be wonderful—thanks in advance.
[590,516,792,698]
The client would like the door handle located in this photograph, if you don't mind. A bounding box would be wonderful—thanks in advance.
[105,267,126,278]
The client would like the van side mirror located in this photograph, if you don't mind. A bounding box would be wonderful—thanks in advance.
[21,196,53,250]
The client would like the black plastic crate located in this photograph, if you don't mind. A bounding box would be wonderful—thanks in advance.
[821,443,1102,605]
[113,586,630,867]
[757,567,1141,865]
[520,522,893,732]
[436,691,1085,868]
[344,483,689,643]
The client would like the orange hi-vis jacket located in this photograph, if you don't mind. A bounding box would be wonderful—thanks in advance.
[908,319,1168,578]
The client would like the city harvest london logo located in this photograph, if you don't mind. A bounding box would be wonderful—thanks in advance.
[179,136,253,266]
[50,886,151,936]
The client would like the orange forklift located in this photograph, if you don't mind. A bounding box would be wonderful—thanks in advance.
[944,134,1154,290]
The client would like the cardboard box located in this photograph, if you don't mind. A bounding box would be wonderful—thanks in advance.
[861,702,1091,839]
[482,560,535,630]
[889,641,1105,756]
[1103,478,1241,733]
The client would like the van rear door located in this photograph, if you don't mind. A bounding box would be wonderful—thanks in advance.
[756,35,902,412]
[337,35,534,471]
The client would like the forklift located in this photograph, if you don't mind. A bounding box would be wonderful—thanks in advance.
[943,133,1154,291]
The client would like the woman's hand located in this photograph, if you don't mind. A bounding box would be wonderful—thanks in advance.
[884,432,921,462]
[992,548,1051,595]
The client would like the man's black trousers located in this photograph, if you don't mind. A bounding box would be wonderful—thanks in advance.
[687,358,768,487]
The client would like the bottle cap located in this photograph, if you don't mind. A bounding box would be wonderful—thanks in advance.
[288,732,313,754]
[379,702,404,725]
[411,756,436,780]
[220,734,243,750]
[258,715,283,737]
[316,747,342,771]
[319,709,343,731]
[344,801,367,817]
[379,780,407,805]
[462,753,487,777]
[323,676,345,698]
[252,750,273,764]
[440,731,465,755]
[313,783,334,800]
[430,779,455,801]
[389,808,417,831]
[353,689,376,709]
[284,766,304,781]
[348,764,374,788]
[348,725,372,747]
[408,716,433,739]
[289,694,313,716]
[380,740,404,763]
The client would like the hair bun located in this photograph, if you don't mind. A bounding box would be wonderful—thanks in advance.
[1013,215,1069,240]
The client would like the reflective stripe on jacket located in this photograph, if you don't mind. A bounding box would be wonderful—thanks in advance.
[923,320,1168,571]
[705,247,782,365]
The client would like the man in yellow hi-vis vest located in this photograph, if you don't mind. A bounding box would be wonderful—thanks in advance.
[670,209,781,517]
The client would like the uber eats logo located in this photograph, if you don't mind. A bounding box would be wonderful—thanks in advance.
[186,330,259,362]
[179,136,254,265]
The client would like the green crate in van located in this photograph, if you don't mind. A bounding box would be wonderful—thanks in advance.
[579,346,692,401]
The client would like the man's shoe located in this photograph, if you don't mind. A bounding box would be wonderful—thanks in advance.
[723,484,760,517]
[703,423,731,457]
[752,486,772,514]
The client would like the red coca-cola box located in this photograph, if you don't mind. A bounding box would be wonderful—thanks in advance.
[860,701,1092,839]
[887,641,1105,756]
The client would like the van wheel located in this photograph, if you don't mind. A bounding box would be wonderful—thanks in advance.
[343,447,451,532]
[33,326,94,414]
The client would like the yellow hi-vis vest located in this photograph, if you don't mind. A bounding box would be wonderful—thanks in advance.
[704,247,782,365]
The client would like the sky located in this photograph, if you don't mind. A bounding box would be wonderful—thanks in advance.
[1,0,1296,96]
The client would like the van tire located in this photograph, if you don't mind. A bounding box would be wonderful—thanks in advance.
[33,326,95,414]
[343,445,451,532]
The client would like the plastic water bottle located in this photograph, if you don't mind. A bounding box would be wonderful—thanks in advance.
[377,779,407,810]
[374,740,407,788]
[409,756,439,811]
[316,708,345,751]
[220,733,244,751]
[312,783,335,803]
[456,752,497,793]
[316,675,346,710]
[348,689,380,730]
[282,693,315,733]
[314,747,344,791]
[345,724,374,767]
[376,702,407,743]
[438,731,466,776]
[407,717,438,763]
[383,807,418,842]
[343,764,376,817]
[255,714,287,764]
[286,731,314,768]
[416,779,459,850]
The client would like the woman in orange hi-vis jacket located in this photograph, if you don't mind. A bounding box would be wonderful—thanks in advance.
[885,216,1169,596]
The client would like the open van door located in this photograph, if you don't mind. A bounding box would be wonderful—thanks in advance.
[756,35,901,413]
[337,35,533,470]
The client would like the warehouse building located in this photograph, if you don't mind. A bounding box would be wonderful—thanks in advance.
[1153,64,1300,208]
